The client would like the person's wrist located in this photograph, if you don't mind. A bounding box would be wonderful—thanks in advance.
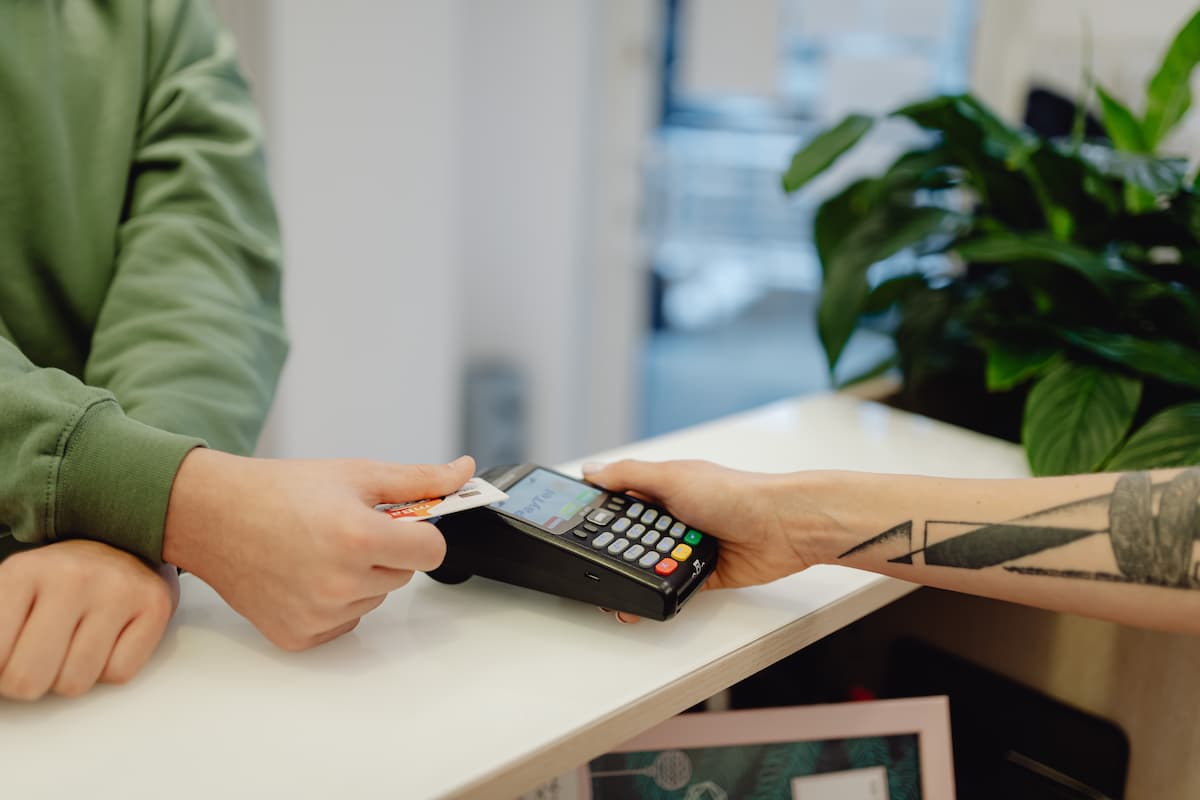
[161,448,243,576]
[769,470,866,567]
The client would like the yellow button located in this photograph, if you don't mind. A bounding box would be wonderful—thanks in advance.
[671,543,693,561]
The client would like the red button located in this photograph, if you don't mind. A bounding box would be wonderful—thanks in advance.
[655,558,678,576]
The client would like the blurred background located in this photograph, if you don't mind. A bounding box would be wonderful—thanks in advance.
[211,0,1200,468]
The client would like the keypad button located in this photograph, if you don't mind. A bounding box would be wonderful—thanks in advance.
[626,502,645,518]
[640,530,660,547]
[572,528,589,539]
[638,551,661,569]
[591,532,614,549]
[655,537,676,554]
[607,538,630,555]
[684,529,703,546]
[583,523,599,533]
[611,517,632,534]
[654,515,672,531]
[609,496,627,506]
[606,502,623,512]
[654,558,678,576]
[623,544,645,562]
[670,522,686,537]
[671,543,693,561]
[587,508,615,526]
[627,524,646,541]
[640,508,659,525]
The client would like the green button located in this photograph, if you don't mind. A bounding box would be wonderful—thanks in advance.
[684,529,702,545]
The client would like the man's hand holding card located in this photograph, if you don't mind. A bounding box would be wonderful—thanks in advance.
[376,477,508,522]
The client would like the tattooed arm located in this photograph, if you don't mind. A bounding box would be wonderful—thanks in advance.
[583,461,1200,633]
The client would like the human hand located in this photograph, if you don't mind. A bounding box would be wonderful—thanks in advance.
[583,459,839,621]
[0,540,175,701]
[163,451,475,651]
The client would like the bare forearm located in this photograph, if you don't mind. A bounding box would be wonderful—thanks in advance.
[798,468,1200,633]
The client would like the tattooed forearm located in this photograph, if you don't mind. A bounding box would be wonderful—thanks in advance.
[837,467,1200,589]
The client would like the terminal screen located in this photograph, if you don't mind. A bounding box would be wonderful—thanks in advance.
[495,469,602,533]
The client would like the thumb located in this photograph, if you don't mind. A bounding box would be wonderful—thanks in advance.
[367,455,476,504]
[582,459,682,503]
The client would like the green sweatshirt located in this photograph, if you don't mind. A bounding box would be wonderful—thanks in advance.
[0,1,287,564]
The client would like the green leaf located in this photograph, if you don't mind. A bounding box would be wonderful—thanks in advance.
[892,95,1044,229]
[1143,9,1200,148]
[986,343,1060,391]
[1107,403,1200,470]
[1060,328,1200,390]
[1023,363,1142,475]
[813,179,875,278]
[953,233,1144,292]
[818,206,959,369]
[1075,143,1188,196]
[782,114,874,193]
[863,273,928,315]
[1096,85,1149,152]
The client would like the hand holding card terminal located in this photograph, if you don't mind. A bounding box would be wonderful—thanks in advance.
[427,464,718,620]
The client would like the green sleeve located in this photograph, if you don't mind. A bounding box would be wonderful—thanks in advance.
[0,335,203,564]
[83,0,288,456]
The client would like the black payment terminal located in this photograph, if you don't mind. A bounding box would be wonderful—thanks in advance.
[427,464,718,620]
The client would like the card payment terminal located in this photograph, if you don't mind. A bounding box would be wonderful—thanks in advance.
[427,464,718,620]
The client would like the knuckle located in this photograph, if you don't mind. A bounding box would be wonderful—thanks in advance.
[314,573,352,604]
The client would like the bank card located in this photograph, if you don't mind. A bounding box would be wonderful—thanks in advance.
[375,477,507,522]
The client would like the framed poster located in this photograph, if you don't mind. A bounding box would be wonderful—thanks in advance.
[523,697,954,800]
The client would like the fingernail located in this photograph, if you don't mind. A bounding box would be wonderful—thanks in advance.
[582,461,607,476]
[448,455,471,468]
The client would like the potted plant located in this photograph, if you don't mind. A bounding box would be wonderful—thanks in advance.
[783,10,1200,476]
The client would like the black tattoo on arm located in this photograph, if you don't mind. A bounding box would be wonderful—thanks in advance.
[837,467,1200,589]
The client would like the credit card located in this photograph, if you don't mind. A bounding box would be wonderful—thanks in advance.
[375,477,508,522]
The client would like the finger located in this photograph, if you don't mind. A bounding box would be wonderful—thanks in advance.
[356,516,447,572]
[583,459,683,501]
[310,618,360,648]
[0,570,36,669]
[363,456,476,505]
[0,594,81,701]
[100,610,168,686]
[339,593,388,624]
[53,612,128,698]
[615,612,641,624]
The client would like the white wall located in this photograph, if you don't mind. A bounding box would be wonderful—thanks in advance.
[458,0,656,465]
[234,1,464,463]
[216,1,655,466]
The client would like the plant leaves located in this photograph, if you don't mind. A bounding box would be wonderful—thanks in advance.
[986,342,1060,391]
[1074,143,1188,196]
[813,179,875,278]
[1143,9,1200,148]
[892,95,1043,230]
[782,114,874,193]
[818,206,959,369]
[954,233,1145,292]
[1107,402,1200,470]
[863,273,928,315]
[1096,86,1148,152]
[1060,328,1200,390]
[1023,363,1142,475]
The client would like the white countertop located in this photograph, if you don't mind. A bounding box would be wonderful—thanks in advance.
[1,393,1028,799]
